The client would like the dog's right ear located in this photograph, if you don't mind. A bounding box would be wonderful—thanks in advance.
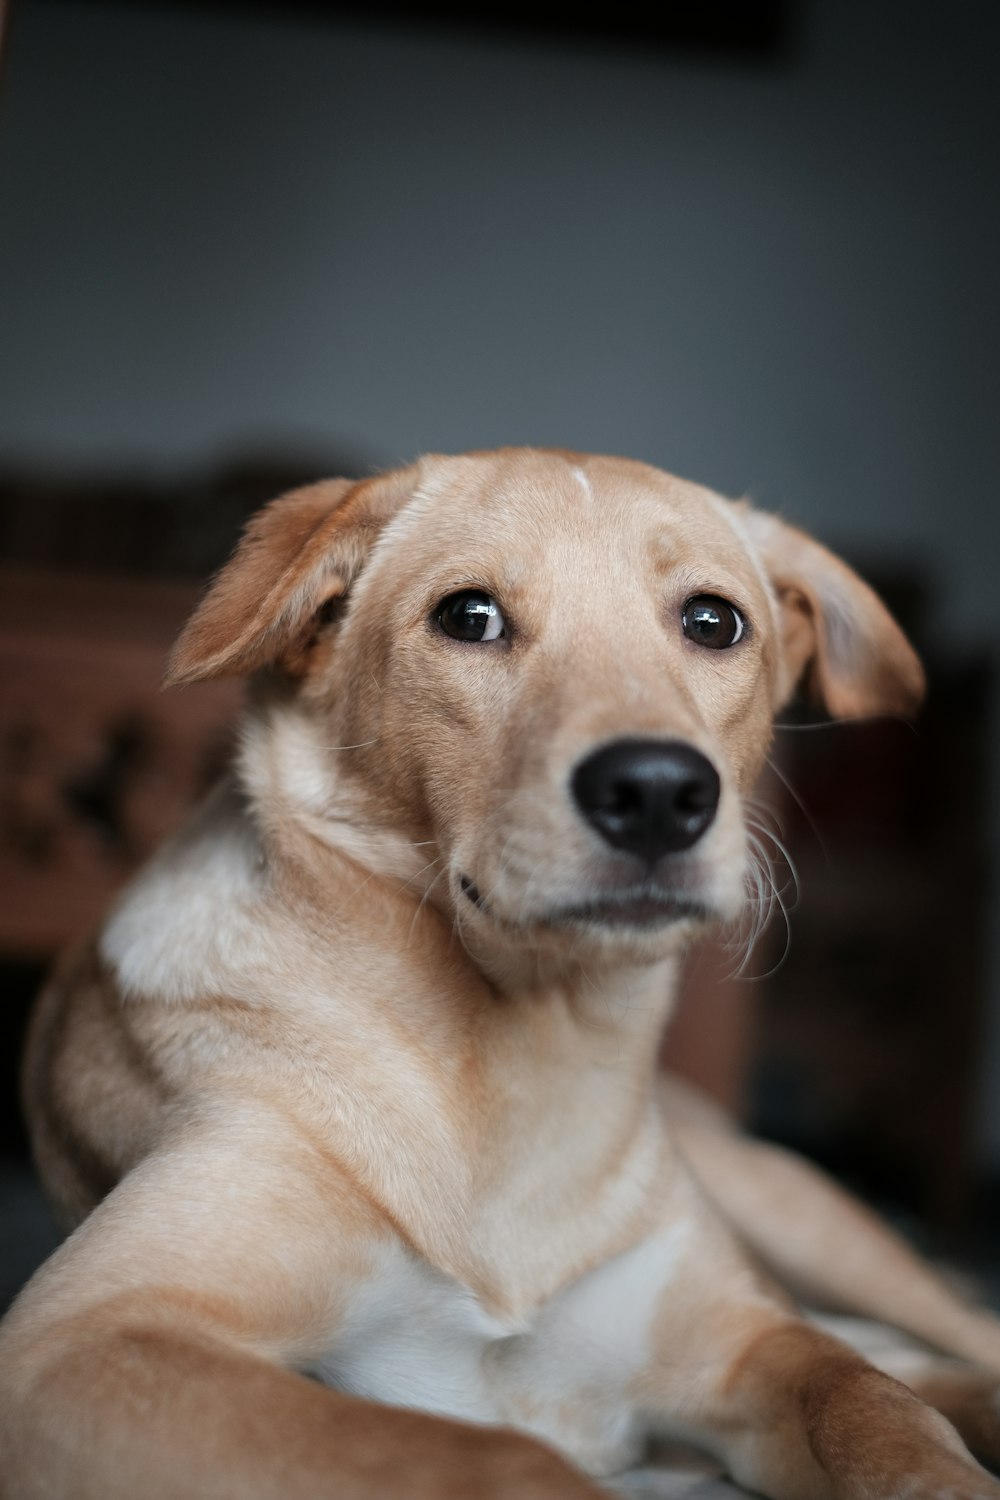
[165,465,419,685]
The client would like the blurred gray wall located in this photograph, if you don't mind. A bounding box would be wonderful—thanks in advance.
[1,0,999,1151]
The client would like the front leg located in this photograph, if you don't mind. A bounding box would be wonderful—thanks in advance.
[643,1311,999,1500]
[664,1076,1000,1375]
[631,1178,1000,1499]
[0,1100,604,1500]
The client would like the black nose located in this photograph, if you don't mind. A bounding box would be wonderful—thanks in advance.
[571,738,720,863]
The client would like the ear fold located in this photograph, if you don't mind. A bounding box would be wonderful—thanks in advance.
[736,505,926,719]
[165,464,419,686]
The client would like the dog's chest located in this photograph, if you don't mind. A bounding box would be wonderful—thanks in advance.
[312,1227,686,1477]
[313,1245,511,1424]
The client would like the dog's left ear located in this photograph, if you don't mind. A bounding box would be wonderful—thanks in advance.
[165,464,420,685]
[737,505,926,719]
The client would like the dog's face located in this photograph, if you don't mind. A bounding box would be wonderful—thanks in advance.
[323,453,779,955]
[169,450,923,968]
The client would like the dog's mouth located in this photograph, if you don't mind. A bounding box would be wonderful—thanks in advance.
[460,875,488,909]
[541,890,712,930]
[459,876,709,931]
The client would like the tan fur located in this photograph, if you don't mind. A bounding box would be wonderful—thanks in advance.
[0,449,994,1500]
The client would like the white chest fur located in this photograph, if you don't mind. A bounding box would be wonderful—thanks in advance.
[314,1244,514,1425]
[313,1225,690,1478]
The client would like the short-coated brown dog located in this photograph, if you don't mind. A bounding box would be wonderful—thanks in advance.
[3,449,1000,1500]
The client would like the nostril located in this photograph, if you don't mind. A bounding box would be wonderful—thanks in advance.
[598,779,642,816]
[675,777,717,814]
[571,739,720,862]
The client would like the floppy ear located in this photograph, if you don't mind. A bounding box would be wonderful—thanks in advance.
[736,505,926,719]
[165,465,419,686]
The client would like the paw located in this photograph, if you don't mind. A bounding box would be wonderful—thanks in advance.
[890,1453,1000,1500]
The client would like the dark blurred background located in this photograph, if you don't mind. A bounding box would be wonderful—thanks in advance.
[1,0,998,1307]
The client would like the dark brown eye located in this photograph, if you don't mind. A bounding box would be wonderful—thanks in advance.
[682,595,746,649]
[436,590,506,642]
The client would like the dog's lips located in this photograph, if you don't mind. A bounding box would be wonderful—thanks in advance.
[459,875,709,931]
[542,890,712,930]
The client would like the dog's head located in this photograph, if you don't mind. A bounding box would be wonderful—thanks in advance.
[168,450,922,970]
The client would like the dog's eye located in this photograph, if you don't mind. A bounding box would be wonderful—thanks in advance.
[436,590,506,643]
[682,595,745,649]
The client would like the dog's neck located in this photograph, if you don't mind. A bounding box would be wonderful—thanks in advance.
[187,697,691,1305]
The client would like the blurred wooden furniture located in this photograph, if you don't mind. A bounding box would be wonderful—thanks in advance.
[747,658,992,1227]
[663,938,759,1114]
[0,568,240,957]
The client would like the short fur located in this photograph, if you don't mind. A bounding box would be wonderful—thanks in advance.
[2,449,998,1500]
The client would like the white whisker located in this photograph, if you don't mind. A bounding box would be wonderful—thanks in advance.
[407,862,448,943]
[764,755,829,871]
[721,800,799,981]
[320,738,381,751]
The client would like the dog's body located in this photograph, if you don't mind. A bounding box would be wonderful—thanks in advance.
[3,449,1000,1499]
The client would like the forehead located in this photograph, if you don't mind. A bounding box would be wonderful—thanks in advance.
[375,450,769,602]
